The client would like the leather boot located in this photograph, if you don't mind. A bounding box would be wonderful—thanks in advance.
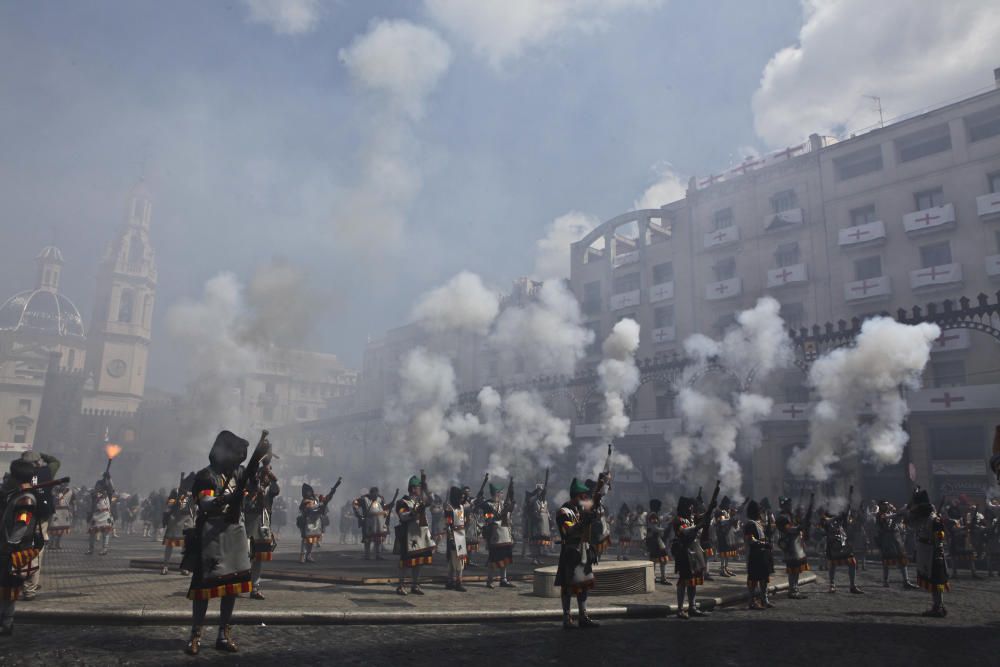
[215,625,239,653]
[184,627,202,655]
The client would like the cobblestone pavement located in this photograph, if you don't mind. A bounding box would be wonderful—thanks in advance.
[3,566,999,666]
[17,533,773,617]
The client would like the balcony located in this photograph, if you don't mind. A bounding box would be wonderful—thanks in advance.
[986,254,1000,277]
[766,263,808,288]
[704,226,740,249]
[764,207,804,232]
[610,289,640,311]
[838,220,886,247]
[705,277,742,301]
[931,329,969,354]
[651,326,676,344]
[649,281,674,303]
[902,203,955,234]
[844,275,891,302]
[909,262,962,290]
[977,193,1000,219]
[612,249,640,268]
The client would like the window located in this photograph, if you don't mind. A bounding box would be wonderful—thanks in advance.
[896,124,952,162]
[118,290,134,323]
[775,242,800,267]
[990,172,1000,194]
[835,145,883,180]
[713,313,737,336]
[264,381,275,394]
[928,425,985,460]
[617,313,637,324]
[915,187,944,211]
[965,105,1000,143]
[780,302,805,327]
[652,262,673,285]
[713,256,736,282]
[17,399,30,415]
[712,208,733,230]
[771,190,798,213]
[613,272,640,294]
[262,406,274,421]
[654,305,674,329]
[582,281,602,314]
[647,216,673,243]
[920,241,952,268]
[994,229,1000,253]
[12,425,27,444]
[850,205,877,227]
[931,359,966,388]
[854,256,882,280]
[67,349,75,369]
[655,392,675,419]
[128,233,145,266]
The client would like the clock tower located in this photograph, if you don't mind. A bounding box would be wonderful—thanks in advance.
[84,181,157,413]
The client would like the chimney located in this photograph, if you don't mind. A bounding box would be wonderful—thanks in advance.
[995,67,1000,89]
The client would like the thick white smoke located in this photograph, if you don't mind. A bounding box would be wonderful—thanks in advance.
[788,317,940,481]
[412,271,499,336]
[579,441,636,480]
[489,279,594,377]
[533,212,597,281]
[485,390,572,479]
[670,297,791,496]
[597,318,641,439]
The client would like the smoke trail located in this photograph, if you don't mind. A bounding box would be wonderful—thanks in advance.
[597,318,641,439]
[485,389,572,479]
[489,279,594,377]
[788,317,940,481]
[578,440,637,480]
[411,271,499,336]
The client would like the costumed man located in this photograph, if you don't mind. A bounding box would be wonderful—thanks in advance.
[671,491,717,619]
[909,488,950,617]
[444,486,469,591]
[464,485,482,567]
[86,473,115,556]
[819,506,864,595]
[715,497,740,577]
[182,430,263,655]
[587,478,612,560]
[948,505,984,579]
[161,473,196,575]
[615,502,632,560]
[527,474,552,565]
[48,483,73,550]
[244,456,279,599]
[876,500,918,589]
[555,478,600,629]
[297,484,325,563]
[0,455,57,636]
[776,496,811,599]
[645,498,672,585]
[479,480,516,588]
[430,493,445,555]
[13,452,58,601]
[744,499,774,610]
[353,487,391,560]
[395,474,434,595]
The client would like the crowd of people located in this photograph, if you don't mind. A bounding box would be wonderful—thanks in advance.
[2,433,999,651]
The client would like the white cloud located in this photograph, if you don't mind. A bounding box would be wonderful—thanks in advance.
[752,0,1000,147]
[533,211,597,281]
[425,0,663,68]
[241,0,322,35]
[339,19,453,120]
[633,164,686,210]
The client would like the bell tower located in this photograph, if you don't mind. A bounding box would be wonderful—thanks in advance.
[84,180,157,413]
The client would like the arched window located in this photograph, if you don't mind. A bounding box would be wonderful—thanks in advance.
[128,233,145,267]
[118,290,134,323]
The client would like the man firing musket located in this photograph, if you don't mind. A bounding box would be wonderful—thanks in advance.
[588,444,614,560]
[478,476,517,589]
[395,471,435,596]
[671,480,719,619]
[777,492,813,599]
[352,486,393,561]
[297,477,342,564]
[526,469,551,566]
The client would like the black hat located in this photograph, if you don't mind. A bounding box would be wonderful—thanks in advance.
[760,497,771,510]
[449,486,464,508]
[302,483,315,498]
[677,496,694,516]
[720,495,731,511]
[911,487,931,507]
[209,430,249,473]
[649,498,662,513]
[747,500,760,520]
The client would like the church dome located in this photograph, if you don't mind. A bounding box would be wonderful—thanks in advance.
[0,289,85,338]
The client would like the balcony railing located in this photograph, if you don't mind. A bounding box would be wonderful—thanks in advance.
[705,277,742,301]
[976,193,1000,219]
[612,249,640,268]
[649,281,674,303]
[610,289,640,311]
[766,262,808,288]
[909,262,962,290]
[704,226,740,249]
[902,203,955,234]
[765,207,804,231]
[838,220,886,247]
[844,275,891,302]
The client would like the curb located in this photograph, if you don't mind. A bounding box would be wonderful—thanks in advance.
[16,574,815,626]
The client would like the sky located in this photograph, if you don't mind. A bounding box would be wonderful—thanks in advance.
[1,0,998,391]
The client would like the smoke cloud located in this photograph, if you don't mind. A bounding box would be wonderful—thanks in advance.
[533,211,598,281]
[633,164,686,210]
[788,317,940,481]
[412,271,499,336]
[597,318,641,439]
